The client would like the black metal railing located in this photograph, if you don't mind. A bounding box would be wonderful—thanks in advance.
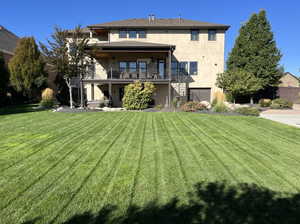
[107,70,171,80]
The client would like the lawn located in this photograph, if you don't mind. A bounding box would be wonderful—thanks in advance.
[1,109,300,223]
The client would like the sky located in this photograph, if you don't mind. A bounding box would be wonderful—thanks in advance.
[1,0,299,76]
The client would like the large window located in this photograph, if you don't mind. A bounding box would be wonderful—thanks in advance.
[138,61,147,73]
[129,30,137,39]
[189,62,198,75]
[129,62,137,72]
[191,30,199,41]
[179,62,188,75]
[138,30,147,38]
[208,30,216,41]
[119,62,127,72]
[119,30,127,38]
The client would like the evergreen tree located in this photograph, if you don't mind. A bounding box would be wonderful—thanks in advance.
[225,10,282,98]
[0,52,10,105]
[8,37,47,99]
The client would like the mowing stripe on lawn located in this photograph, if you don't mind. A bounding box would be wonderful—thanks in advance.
[193,115,300,192]
[163,113,207,184]
[46,113,132,224]
[15,113,131,224]
[0,114,110,189]
[0,114,97,172]
[176,113,237,182]
[23,113,137,224]
[0,113,118,216]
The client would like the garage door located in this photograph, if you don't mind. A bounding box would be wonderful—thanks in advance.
[189,88,211,102]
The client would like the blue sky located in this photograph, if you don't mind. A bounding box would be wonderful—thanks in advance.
[1,0,299,76]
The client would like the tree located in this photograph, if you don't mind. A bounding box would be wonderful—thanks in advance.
[217,69,263,104]
[122,81,155,110]
[0,52,10,105]
[40,26,89,108]
[8,37,47,99]
[226,10,282,98]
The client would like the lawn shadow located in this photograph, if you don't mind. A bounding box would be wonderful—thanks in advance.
[0,104,44,115]
[23,181,300,224]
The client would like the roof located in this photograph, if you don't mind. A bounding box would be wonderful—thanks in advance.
[88,18,230,30]
[87,41,175,51]
[283,72,300,80]
[0,25,19,54]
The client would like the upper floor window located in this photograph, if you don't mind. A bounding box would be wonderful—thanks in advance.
[119,30,127,38]
[179,62,188,75]
[138,30,147,38]
[119,62,127,72]
[129,62,137,72]
[191,30,199,41]
[171,61,178,75]
[189,62,198,75]
[208,30,216,41]
[129,30,137,39]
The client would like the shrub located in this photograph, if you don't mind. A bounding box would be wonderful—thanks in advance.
[42,88,54,101]
[259,98,271,107]
[235,107,260,116]
[122,81,155,110]
[212,102,229,113]
[181,101,207,112]
[40,88,55,108]
[40,99,54,108]
[270,98,293,109]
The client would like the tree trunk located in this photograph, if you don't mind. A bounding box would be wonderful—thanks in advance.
[79,74,84,108]
[65,78,73,109]
[250,97,254,105]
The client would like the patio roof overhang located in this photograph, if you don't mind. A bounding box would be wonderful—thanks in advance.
[86,41,175,54]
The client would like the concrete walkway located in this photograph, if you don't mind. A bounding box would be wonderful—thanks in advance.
[260,107,300,128]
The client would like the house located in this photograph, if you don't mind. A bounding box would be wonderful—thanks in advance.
[80,16,230,107]
[279,72,300,87]
[278,72,300,103]
[0,25,19,63]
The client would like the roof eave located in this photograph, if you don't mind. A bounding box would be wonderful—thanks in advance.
[87,25,230,30]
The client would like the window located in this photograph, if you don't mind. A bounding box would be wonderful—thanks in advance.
[129,30,137,39]
[129,62,137,72]
[179,62,188,75]
[119,62,127,72]
[138,61,147,73]
[171,61,178,75]
[189,62,198,75]
[191,30,199,41]
[208,30,216,41]
[138,30,147,38]
[119,30,127,38]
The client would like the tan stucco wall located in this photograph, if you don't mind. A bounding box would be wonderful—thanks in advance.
[86,29,226,103]
[279,74,300,87]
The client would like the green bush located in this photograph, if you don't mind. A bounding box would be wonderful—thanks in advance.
[40,99,54,108]
[155,104,163,110]
[259,98,271,107]
[122,81,155,110]
[212,102,229,113]
[181,101,207,112]
[270,98,293,109]
[235,107,260,116]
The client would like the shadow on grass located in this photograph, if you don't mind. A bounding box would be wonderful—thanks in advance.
[24,181,300,224]
[0,104,43,115]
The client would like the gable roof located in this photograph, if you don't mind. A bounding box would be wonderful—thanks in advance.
[283,72,300,81]
[88,18,230,30]
[0,25,19,54]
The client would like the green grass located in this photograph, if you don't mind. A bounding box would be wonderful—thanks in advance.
[1,109,300,223]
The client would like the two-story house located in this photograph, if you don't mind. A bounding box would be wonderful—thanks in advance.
[81,16,230,107]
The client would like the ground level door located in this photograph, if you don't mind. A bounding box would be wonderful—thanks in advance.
[188,88,211,102]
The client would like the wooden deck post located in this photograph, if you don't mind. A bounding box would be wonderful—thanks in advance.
[108,82,112,107]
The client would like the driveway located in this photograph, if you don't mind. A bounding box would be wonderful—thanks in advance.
[260,107,300,128]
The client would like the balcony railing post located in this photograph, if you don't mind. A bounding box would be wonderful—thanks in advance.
[110,66,113,79]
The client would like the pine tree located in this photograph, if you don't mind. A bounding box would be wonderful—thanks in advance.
[8,37,47,99]
[0,52,10,105]
[226,10,282,98]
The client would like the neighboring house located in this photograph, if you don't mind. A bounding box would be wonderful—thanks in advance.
[0,25,19,63]
[278,72,300,103]
[279,72,300,87]
[79,16,230,107]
